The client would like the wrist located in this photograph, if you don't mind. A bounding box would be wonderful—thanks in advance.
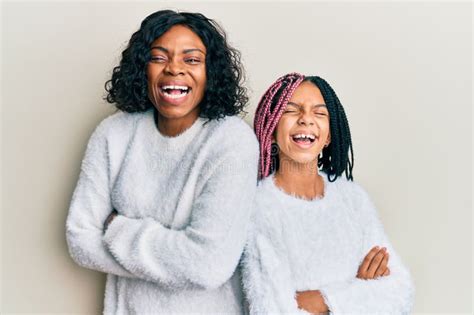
[104,210,118,232]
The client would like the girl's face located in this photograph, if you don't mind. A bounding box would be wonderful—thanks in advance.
[147,25,207,124]
[274,81,331,165]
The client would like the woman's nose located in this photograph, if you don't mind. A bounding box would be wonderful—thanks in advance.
[165,59,185,75]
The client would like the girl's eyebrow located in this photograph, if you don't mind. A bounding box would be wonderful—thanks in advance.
[287,102,327,108]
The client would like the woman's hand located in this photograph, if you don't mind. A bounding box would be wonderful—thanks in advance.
[357,246,390,279]
[296,290,329,314]
[103,209,118,232]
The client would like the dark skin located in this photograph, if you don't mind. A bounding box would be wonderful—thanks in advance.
[146,25,207,137]
[103,209,118,232]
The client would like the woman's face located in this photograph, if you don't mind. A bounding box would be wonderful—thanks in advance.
[147,25,207,123]
[274,81,331,165]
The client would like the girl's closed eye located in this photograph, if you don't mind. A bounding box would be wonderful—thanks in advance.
[314,111,328,116]
[284,106,299,114]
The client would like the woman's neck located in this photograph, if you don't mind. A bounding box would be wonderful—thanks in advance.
[154,109,199,137]
[273,156,324,200]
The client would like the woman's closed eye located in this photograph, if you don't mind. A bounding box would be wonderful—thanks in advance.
[151,55,167,63]
[184,57,202,64]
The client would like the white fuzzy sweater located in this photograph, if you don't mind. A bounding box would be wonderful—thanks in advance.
[242,173,415,314]
[66,109,259,314]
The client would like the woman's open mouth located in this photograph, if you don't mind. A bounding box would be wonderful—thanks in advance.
[159,84,192,104]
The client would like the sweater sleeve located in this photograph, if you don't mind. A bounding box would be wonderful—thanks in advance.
[319,184,415,314]
[65,122,139,279]
[242,215,308,315]
[102,135,259,289]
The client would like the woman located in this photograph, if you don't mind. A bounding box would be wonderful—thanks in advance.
[242,73,414,314]
[66,10,259,314]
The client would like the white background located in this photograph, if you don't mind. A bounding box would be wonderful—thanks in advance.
[1,1,472,313]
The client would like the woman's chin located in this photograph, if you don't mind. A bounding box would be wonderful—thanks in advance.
[155,106,198,121]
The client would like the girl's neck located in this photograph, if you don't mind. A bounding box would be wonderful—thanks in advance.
[273,157,325,200]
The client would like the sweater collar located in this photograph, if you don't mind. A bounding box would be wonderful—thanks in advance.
[144,108,206,152]
[261,171,331,204]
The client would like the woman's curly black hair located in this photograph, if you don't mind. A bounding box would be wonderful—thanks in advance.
[105,10,248,119]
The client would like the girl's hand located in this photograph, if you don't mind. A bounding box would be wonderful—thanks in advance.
[357,246,390,279]
[296,290,329,314]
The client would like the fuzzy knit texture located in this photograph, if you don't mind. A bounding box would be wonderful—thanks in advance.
[242,173,415,315]
[66,108,259,314]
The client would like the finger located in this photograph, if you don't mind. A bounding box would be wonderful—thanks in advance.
[358,246,380,277]
[383,268,390,276]
[374,252,389,277]
[367,248,386,278]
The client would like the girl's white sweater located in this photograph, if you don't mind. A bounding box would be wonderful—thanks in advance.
[66,109,259,314]
[242,173,415,314]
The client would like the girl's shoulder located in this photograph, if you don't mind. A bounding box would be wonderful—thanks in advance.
[323,173,369,200]
[250,177,286,236]
[325,174,378,220]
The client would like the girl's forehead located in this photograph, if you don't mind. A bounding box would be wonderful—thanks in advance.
[291,82,323,99]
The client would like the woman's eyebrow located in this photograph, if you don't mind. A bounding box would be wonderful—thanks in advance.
[151,46,168,53]
[150,46,205,55]
[183,48,206,54]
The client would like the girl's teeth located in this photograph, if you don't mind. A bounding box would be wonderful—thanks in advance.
[293,134,315,140]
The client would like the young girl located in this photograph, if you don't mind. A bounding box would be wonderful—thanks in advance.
[242,73,414,314]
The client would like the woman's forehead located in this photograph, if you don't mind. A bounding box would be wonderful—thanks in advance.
[151,25,206,52]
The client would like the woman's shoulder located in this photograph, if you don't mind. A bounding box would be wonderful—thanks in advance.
[202,115,251,137]
[93,109,148,137]
[202,115,259,157]
[208,116,256,141]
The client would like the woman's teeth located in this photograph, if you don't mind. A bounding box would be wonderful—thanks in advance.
[161,85,190,99]
[163,92,187,99]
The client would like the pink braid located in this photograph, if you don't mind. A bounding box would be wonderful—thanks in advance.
[254,73,305,179]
